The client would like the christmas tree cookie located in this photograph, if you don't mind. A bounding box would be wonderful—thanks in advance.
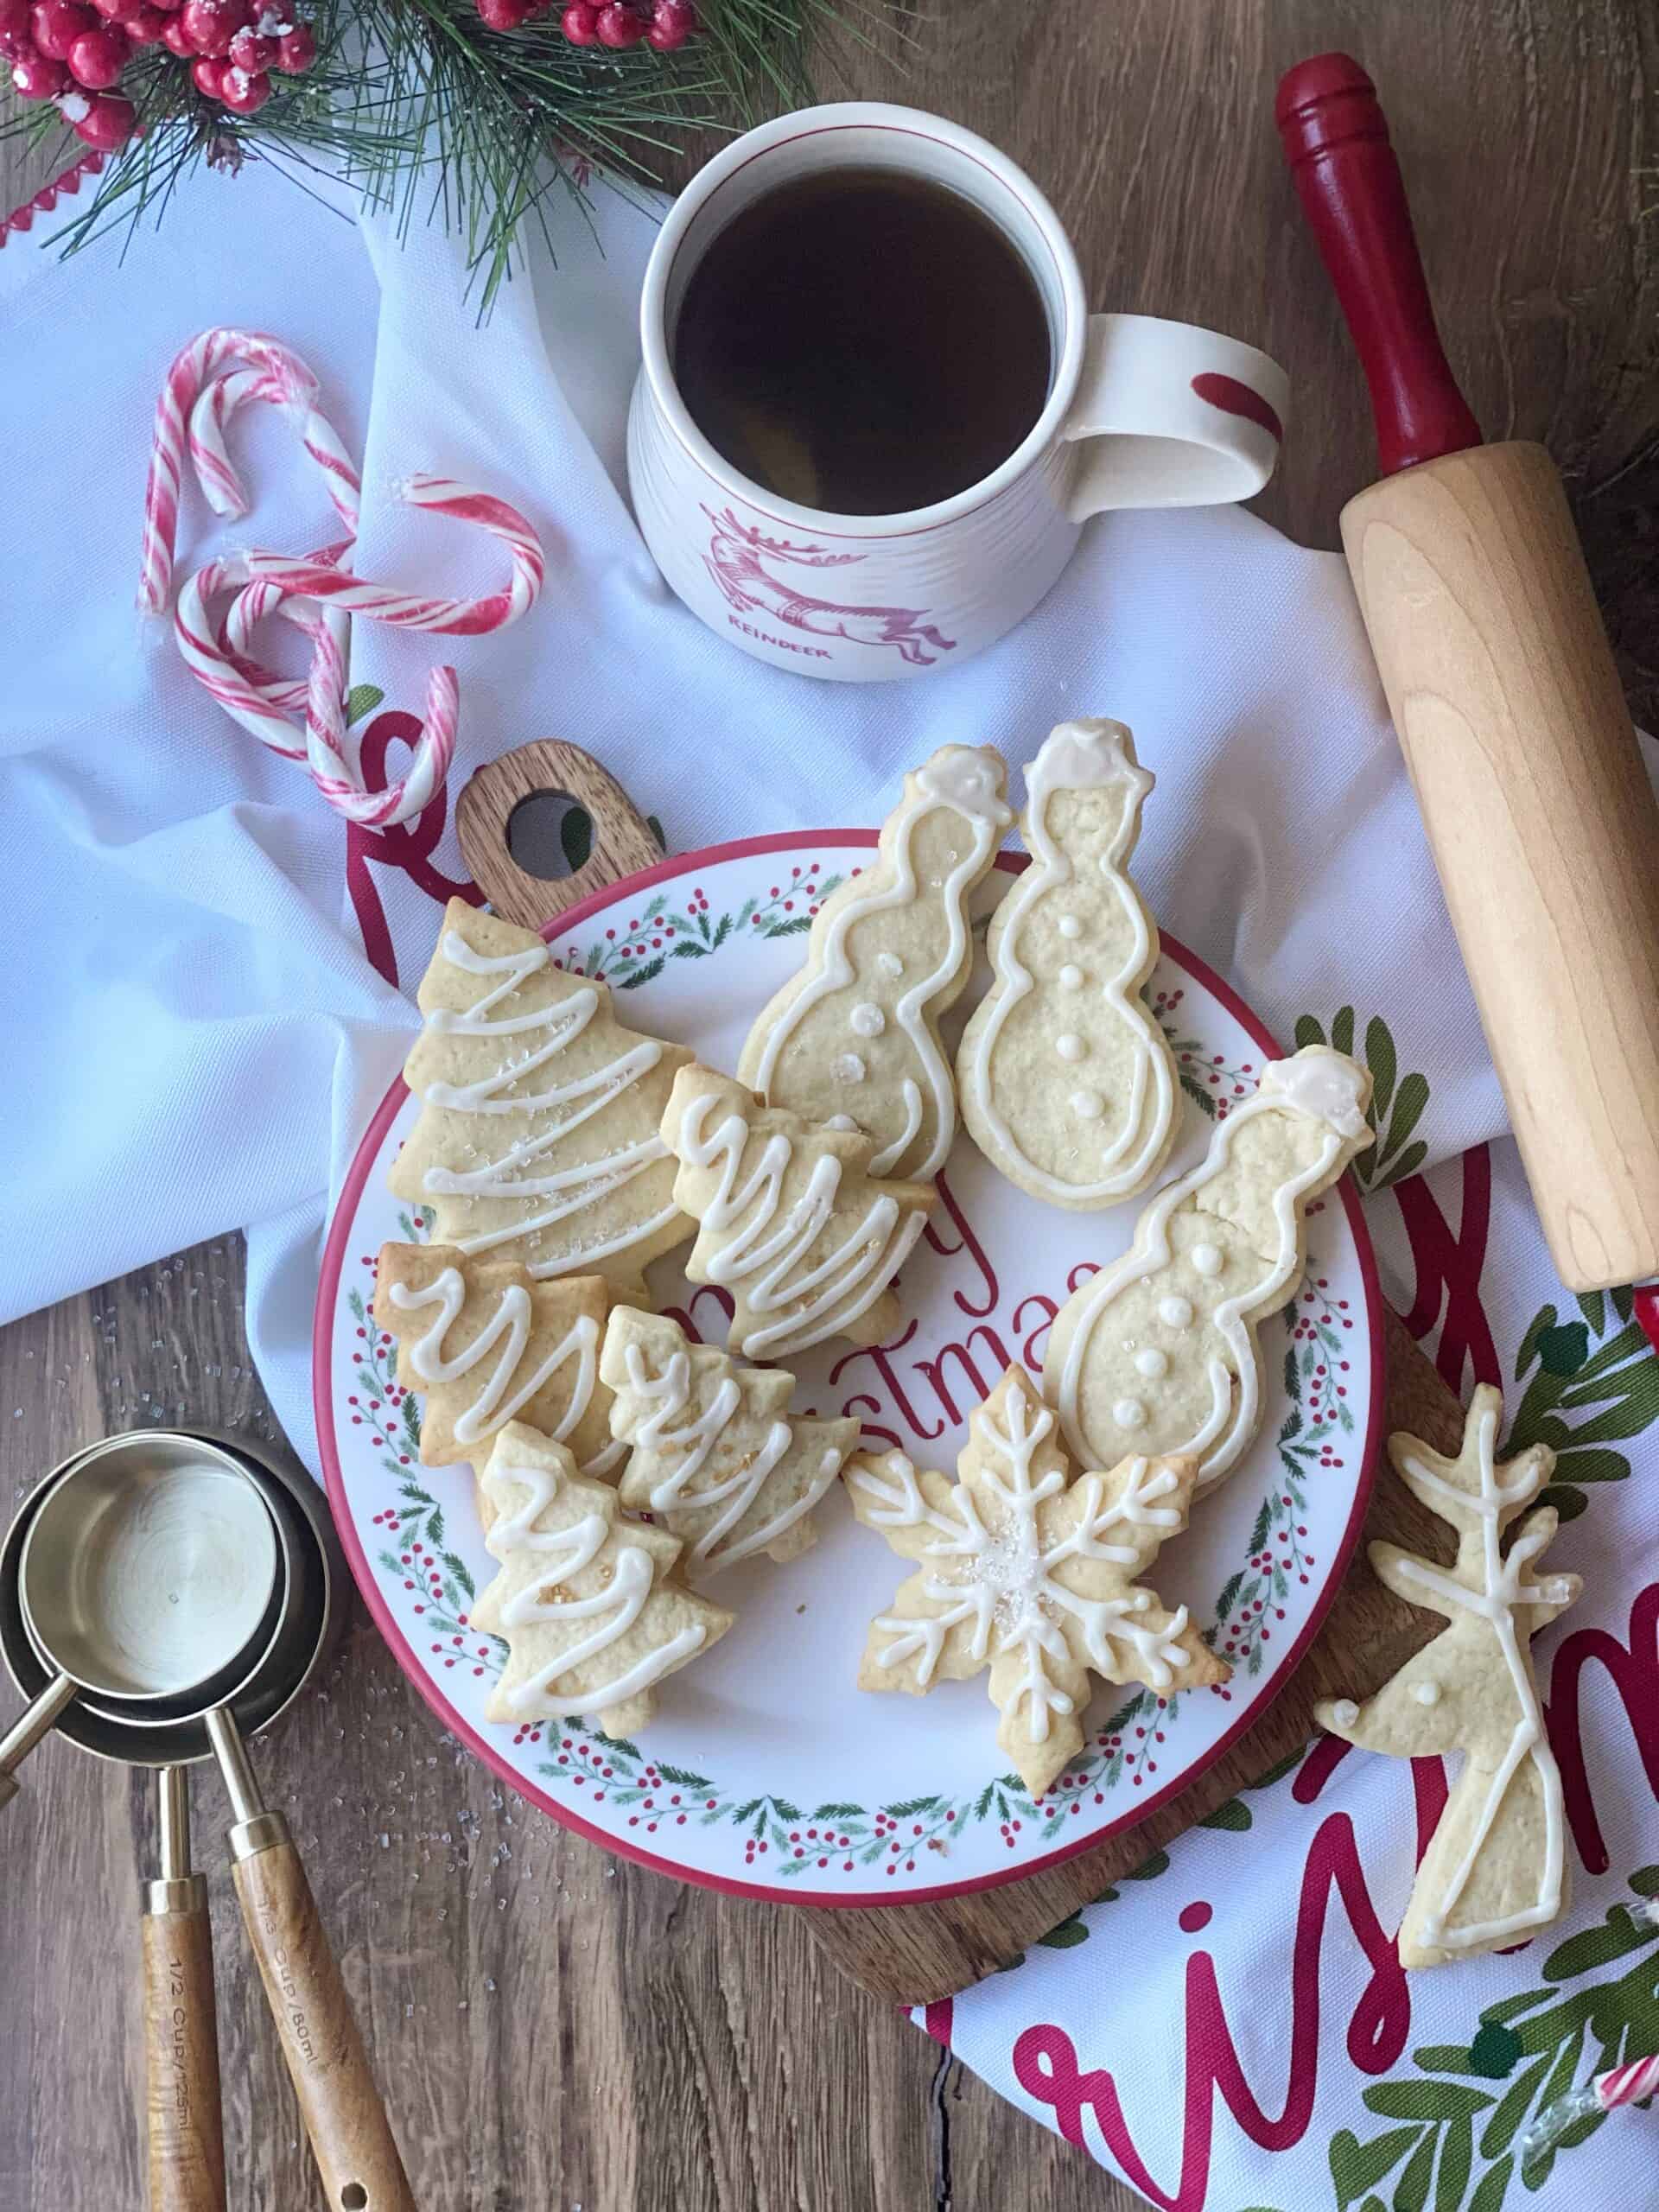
[471,1422,732,1738]
[957,720,1179,1207]
[601,1306,859,1578]
[661,1065,935,1361]
[848,1365,1226,1797]
[738,745,1013,1180]
[390,899,693,1300]
[1317,1388,1580,1967]
[373,1241,620,1478]
[1045,1046,1374,1492]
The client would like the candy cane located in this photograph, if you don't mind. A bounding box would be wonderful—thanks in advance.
[1521,1904,1659,2177]
[237,474,545,635]
[139,327,347,614]
[188,359,359,537]
[141,327,543,829]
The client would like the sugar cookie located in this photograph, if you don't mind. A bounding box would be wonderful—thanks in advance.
[1044,1046,1374,1490]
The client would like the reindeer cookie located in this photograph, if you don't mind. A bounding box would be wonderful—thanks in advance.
[848,1366,1227,1798]
[390,900,694,1300]
[1044,1046,1374,1491]
[1316,1388,1581,1967]
[373,1242,620,1478]
[958,719,1179,1207]
[662,1065,935,1361]
[738,746,1012,1181]
[471,1422,732,1739]
[602,1306,859,1579]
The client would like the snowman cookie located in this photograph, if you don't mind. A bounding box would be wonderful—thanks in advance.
[738,745,1012,1180]
[957,720,1179,1207]
[1044,1046,1374,1491]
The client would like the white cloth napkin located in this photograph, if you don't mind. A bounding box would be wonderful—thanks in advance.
[6,148,1652,2212]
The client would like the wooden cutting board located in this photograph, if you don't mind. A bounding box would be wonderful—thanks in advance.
[457,742,1464,2007]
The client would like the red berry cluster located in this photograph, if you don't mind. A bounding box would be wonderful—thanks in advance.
[1,0,315,146]
[168,0,316,115]
[558,0,695,48]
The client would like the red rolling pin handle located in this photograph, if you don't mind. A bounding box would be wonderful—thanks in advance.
[1634,1286,1659,1360]
[1275,53,1482,475]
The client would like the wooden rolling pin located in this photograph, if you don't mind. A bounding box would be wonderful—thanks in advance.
[1277,54,1659,1303]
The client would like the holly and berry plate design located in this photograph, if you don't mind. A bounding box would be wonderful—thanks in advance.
[315,831,1383,1905]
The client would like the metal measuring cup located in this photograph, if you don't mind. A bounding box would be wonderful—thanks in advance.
[0,1431,416,2212]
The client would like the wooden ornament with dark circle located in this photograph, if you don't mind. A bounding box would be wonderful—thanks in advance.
[456,741,664,931]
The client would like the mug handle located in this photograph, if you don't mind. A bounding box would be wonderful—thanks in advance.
[1061,314,1290,518]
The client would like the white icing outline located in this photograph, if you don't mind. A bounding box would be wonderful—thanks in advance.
[748,747,1010,1181]
[1392,1408,1567,1950]
[1048,1047,1365,1486]
[851,1382,1192,1744]
[485,1453,705,1715]
[416,931,678,1279]
[674,1084,928,1359]
[963,721,1176,1203]
[387,1267,623,1474]
[611,1326,844,1573]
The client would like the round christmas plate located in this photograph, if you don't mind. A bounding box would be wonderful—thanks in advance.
[315,831,1382,1906]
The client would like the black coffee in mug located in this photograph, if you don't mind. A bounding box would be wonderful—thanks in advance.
[671,168,1052,517]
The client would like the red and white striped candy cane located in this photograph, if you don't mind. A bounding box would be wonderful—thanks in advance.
[142,327,543,828]
[237,474,545,636]
[139,327,353,615]
[188,358,359,537]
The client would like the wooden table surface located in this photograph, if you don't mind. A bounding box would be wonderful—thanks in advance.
[3,5,1656,2207]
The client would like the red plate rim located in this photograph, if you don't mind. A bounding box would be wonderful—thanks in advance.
[314,829,1385,1910]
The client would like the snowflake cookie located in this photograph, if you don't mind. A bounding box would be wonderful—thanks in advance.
[1045,1044,1374,1492]
[389,899,694,1300]
[661,1064,935,1361]
[738,744,1012,1180]
[957,719,1179,1207]
[1316,1386,1581,1967]
[847,1364,1227,1797]
[601,1306,859,1579]
[374,1241,621,1479]
[471,1421,732,1739]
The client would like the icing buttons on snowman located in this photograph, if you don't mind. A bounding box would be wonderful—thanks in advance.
[739,744,1011,1182]
[1042,1045,1375,1491]
[957,720,1180,1210]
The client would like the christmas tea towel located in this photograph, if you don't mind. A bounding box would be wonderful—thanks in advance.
[2,150,1656,2212]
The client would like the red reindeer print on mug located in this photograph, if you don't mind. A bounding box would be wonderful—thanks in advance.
[700,507,957,669]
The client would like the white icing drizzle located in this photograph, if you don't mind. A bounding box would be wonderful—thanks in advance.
[1392,1410,1567,1950]
[750,746,1010,1181]
[1058,964,1084,990]
[849,1003,886,1038]
[1133,1348,1168,1380]
[486,1455,705,1714]
[875,952,905,978]
[832,1054,867,1084]
[1332,1698,1359,1728]
[1057,1034,1086,1063]
[676,1088,928,1358]
[1113,1397,1147,1428]
[1260,1051,1371,1141]
[1414,1681,1441,1707]
[1159,1296,1193,1329]
[852,1387,1191,1738]
[1051,1050,1362,1484]
[387,1269,621,1474]
[615,1340,839,1571]
[824,1114,858,1131]
[963,720,1175,1202]
[419,931,679,1277]
[1192,1243,1224,1278]
[1071,1090,1104,1120]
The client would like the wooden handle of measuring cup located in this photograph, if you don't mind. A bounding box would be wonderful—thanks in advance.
[232,1836,417,2212]
[141,1884,227,2212]
[455,739,664,931]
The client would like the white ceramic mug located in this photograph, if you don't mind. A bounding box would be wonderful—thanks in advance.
[627,102,1289,683]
